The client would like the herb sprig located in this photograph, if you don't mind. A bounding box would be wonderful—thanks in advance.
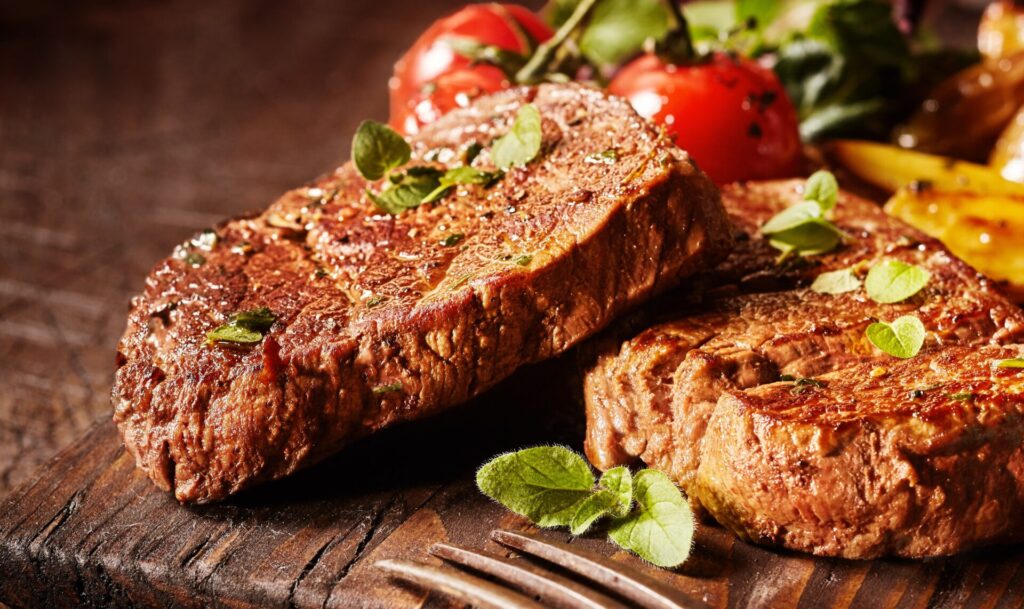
[864,260,930,304]
[351,106,539,215]
[207,307,277,346]
[477,446,694,568]
[761,170,844,258]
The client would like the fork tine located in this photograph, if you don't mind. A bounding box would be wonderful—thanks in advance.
[430,542,630,609]
[375,559,546,609]
[491,530,694,609]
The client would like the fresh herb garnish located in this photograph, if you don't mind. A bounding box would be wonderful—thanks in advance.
[810,267,860,294]
[865,315,925,359]
[183,252,206,267]
[421,167,504,204]
[367,167,445,214]
[477,446,694,568]
[864,259,930,304]
[761,171,844,257]
[352,120,411,181]
[492,104,543,170]
[513,254,533,266]
[439,233,464,247]
[585,148,619,164]
[997,358,1024,368]
[949,391,976,402]
[206,307,277,346]
[789,377,826,395]
[372,382,403,395]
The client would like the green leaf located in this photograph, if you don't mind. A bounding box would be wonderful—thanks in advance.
[420,166,503,204]
[368,167,445,214]
[443,36,528,78]
[864,260,931,304]
[492,104,543,170]
[608,470,695,568]
[803,170,839,211]
[352,120,411,181]
[476,446,596,528]
[866,315,925,359]
[439,233,464,247]
[767,220,843,256]
[578,0,670,69]
[569,490,618,535]
[599,466,633,518]
[760,201,822,234]
[810,268,860,294]
[207,307,277,346]
[997,358,1024,368]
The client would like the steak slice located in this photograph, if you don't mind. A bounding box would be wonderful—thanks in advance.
[584,180,1024,557]
[113,84,732,503]
[698,345,1024,558]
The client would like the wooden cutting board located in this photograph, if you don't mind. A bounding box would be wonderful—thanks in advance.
[2,358,1024,609]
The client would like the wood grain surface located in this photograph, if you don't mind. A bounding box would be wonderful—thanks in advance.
[3,0,1022,607]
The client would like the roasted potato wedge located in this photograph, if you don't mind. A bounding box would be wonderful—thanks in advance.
[885,187,1024,299]
[830,139,1024,195]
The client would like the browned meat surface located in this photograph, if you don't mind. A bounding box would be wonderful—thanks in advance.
[584,180,1024,558]
[699,346,1024,558]
[113,84,733,503]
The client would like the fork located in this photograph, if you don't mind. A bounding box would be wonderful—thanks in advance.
[376,529,692,609]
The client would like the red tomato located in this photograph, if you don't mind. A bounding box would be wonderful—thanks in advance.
[393,66,510,135]
[389,3,553,132]
[609,53,802,184]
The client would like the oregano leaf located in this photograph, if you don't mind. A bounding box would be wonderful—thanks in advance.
[608,470,695,568]
[569,490,618,535]
[599,466,633,518]
[492,104,543,170]
[866,315,926,359]
[803,169,839,211]
[352,120,411,181]
[997,358,1024,368]
[864,259,931,304]
[476,446,595,528]
[810,267,861,294]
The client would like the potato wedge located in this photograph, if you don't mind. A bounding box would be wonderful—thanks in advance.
[991,104,1024,182]
[884,187,1024,299]
[830,139,1024,196]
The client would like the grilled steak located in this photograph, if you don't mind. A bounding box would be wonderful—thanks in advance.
[113,84,732,503]
[584,180,1024,558]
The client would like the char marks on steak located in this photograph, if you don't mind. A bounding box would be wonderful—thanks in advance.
[113,84,733,503]
[584,180,1024,558]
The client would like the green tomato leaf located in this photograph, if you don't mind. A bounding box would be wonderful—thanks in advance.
[492,104,543,170]
[578,0,670,69]
[810,267,861,295]
[599,466,633,518]
[864,259,931,304]
[760,201,822,234]
[569,490,619,535]
[608,470,695,568]
[476,446,596,528]
[803,170,839,211]
[866,315,926,359]
[352,120,411,181]
[997,358,1024,368]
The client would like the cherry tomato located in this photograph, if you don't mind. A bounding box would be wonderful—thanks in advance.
[392,66,510,135]
[609,53,802,184]
[389,3,553,133]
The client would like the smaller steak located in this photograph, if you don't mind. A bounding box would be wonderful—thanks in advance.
[698,346,1024,558]
[113,84,732,503]
[584,180,1024,558]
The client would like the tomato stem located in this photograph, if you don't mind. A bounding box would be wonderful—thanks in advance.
[515,0,599,84]
[659,0,696,64]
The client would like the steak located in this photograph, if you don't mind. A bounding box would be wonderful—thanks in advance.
[113,84,733,503]
[584,180,1024,558]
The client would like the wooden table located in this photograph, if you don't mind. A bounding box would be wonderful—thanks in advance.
[3,1,1023,607]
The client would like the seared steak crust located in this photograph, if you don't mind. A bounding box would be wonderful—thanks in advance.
[584,180,1024,558]
[113,84,732,503]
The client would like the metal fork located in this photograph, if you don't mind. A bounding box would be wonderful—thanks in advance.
[376,529,693,609]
